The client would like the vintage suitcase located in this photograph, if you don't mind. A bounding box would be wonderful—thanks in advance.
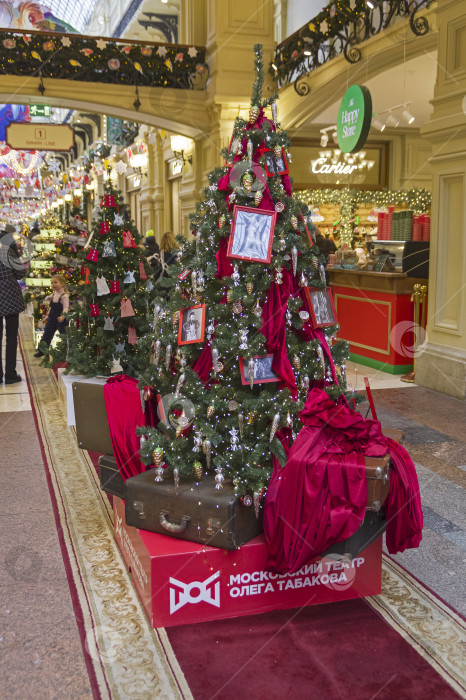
[125,470,263,550]
[98,454,125,500]
[73,377,113,455]
[364,427,404,512]
[323,510,386,560]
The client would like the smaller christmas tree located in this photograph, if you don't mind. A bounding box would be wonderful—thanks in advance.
[49,174,153,376]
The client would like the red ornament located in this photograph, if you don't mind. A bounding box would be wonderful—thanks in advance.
[103,195,116,208]
[109,279,121,294]
[85,248,98,262]
[89,302,100,317]
[122,230,137,248]
[100,221,110,235]
[128,323,138,345]
[139,258,148,281]
[121,297,135,317]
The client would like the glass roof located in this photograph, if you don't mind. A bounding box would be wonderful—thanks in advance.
[45,0,101,33]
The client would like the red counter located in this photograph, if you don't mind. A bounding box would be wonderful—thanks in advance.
[329,270,426,373]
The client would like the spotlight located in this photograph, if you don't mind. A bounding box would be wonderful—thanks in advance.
[366,0,375,7]
[386,114,399,127]
[371,118,385,131]
[271,62,277,71]
[332,130,338,144]
[320,132,328,147]
[402,109,415,124]
[304,50,312,56]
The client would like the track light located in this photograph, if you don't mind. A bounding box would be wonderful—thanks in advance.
[401,109,415,124]
[366,0,375,8]
[332,131,338,144]
[320,133,328,147]
[386,113,399,127]
[304,50,312,56]
[371,118,385,132]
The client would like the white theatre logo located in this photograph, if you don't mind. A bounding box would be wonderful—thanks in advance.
[169,571,221,614]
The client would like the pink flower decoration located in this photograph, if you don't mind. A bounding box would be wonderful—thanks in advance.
[175,52,183,62]
[3,39,15,49]
[82,48,93,57]
[108,58,120,70]
[122,45,131,54]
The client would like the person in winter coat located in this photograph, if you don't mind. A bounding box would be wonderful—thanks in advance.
[0,224,29,384]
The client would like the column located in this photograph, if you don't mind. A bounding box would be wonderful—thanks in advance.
[415,0,466,399]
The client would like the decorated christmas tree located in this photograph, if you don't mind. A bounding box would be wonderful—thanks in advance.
[137,45,352,506]
[48,174,153,376]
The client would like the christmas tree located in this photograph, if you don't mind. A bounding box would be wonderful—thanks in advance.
[137,45,352,503]
[48,174,153,376]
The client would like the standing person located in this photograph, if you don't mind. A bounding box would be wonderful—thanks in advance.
[154,231,178,281]
[34,274,69,358]
[0,223,29,384]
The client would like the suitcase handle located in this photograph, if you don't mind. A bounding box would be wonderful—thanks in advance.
[160,510,191,534]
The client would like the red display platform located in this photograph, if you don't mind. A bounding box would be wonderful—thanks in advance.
[113,497,382,628]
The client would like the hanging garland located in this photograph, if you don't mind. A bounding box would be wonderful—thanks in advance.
[296,187,431,245]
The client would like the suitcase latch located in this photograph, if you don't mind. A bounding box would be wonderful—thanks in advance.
[375,466,390,483]
[206,518,221,536]
[132,500,146,520]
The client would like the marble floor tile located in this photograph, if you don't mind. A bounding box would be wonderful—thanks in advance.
[0,393,31,412]
[415,463,466,530]
[385,527,466,616]
[0,582,93,700]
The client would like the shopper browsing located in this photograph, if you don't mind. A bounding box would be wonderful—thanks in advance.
[0,223,29,384]
[34,274,69,358]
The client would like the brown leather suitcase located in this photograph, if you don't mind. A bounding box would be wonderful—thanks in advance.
[365,427,404,512]
[125,470,263,550]
[73,377,113,454]
[99,454,125,500]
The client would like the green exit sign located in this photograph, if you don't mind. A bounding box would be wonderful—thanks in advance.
[29,104,51,117]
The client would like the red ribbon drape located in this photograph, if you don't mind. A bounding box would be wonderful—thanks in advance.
[264,389,423,573]
[104,375,157,481]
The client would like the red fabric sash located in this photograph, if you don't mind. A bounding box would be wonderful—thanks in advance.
[104,375,156,481]
[264,389,423,573]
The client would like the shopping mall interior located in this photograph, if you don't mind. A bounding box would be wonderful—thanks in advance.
[0,1,465,698]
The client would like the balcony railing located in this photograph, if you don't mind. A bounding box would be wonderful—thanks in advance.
[270,0,435,95]
[0,28,208,95]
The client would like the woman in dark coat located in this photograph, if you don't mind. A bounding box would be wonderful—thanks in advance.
[0,224,29,383]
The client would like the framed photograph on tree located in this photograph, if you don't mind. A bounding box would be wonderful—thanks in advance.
[260,147,289,177]
[239,354,280,385]
[227,205,277,264]
[178,304,206,345]
[304,287,337,328]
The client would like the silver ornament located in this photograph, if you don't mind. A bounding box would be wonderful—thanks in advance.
[269,413,280,443]
[299,272,308,287]
[253,299,262,317]
[154,339,161,366]
[320,263,326,283]
[292,246,298,276]
[232,264,240,286]
[207,320,215,340]
[203,438,212,468]
[247,140,253,164]
[248,357,255,389]
[299,310,310,321]
[191,270,197,297]
[238,413,244,438]
[215,468,224,490]
[275,266,283,285]
[153,304,161,328]
[212,347,219,376]
[239,329,249,350]
[154,466,164,482]
[192,430,203,453]
[271,101,277,125]
[165,343,172,372]
[229,427,240,451]
[253,491,261,518]
[175,373,185,397]
[173,467,179,493]
[302,375,310,392]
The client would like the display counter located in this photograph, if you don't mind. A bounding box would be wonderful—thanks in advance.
[328,269,427,373]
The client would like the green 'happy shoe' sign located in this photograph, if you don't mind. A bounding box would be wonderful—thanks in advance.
[337,84,372,154]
